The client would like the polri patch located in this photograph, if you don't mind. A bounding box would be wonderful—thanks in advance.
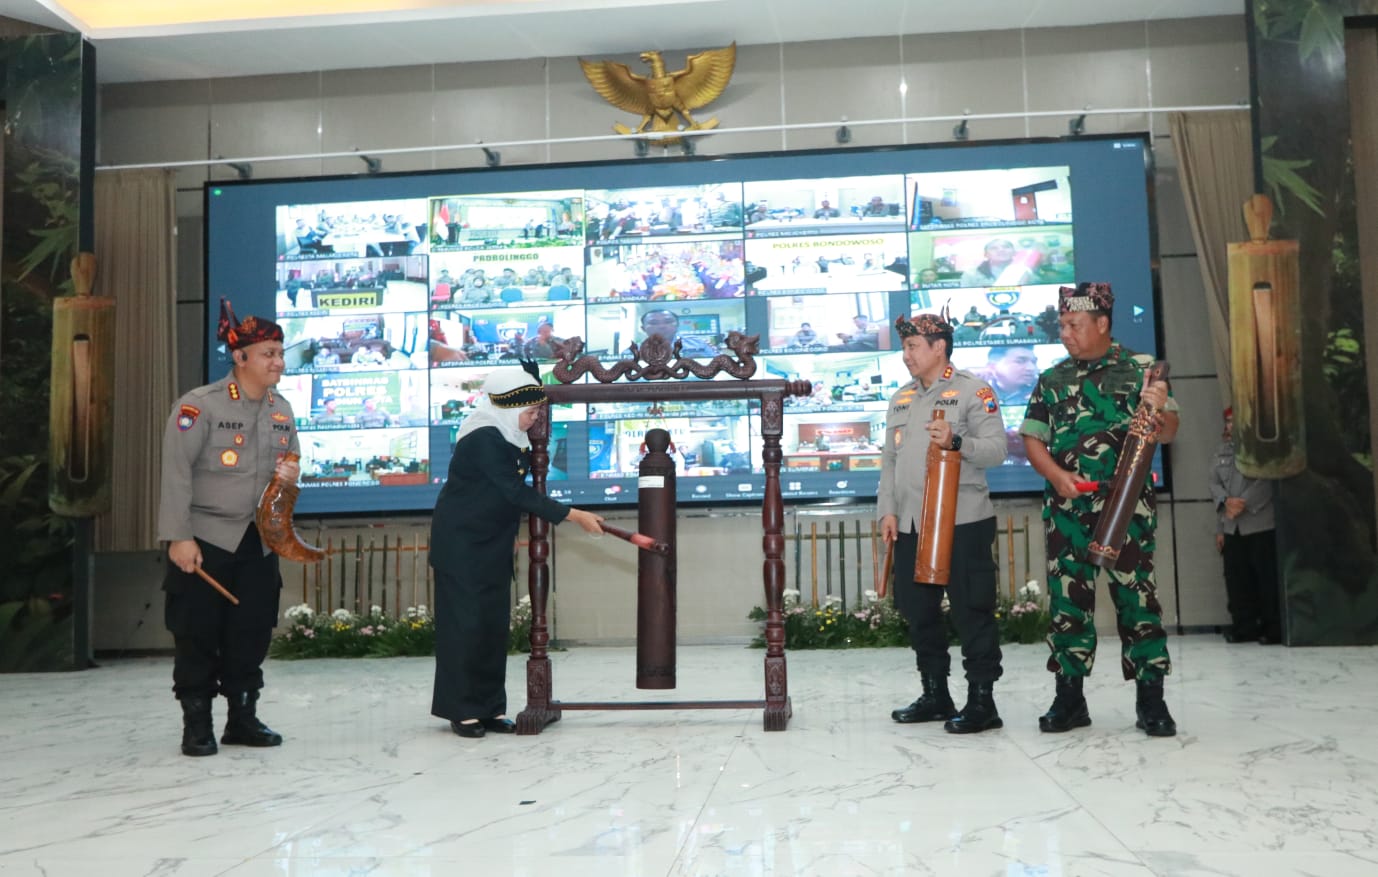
[177,405,200,431]
[976,386,998,413]
[220,449,239,467]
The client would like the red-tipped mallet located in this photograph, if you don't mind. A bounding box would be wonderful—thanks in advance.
[599,523,671,555]
[1074,472,1159,493]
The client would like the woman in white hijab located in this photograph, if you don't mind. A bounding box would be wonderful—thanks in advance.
[429,367,604,738]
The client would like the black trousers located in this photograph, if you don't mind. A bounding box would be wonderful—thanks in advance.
[1222,529,1281,639]
[892,517,1002,683]
[164,525,281,700]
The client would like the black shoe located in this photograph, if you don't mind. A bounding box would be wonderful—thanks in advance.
[891,673,956,724]
[1223,628,1260,643]
[481,717,517,733]
[1039,675,1091,733]
[180,696,218,757]
[451,720,485,738]
[1135,679,1177,737]
[221,691,283,747]
[944,682,1002,734]
[1257,633,1281,645]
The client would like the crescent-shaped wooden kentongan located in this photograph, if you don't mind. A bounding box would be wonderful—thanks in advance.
[256,451,325,563]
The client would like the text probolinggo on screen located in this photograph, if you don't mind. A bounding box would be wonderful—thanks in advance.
[205,136,1159,514]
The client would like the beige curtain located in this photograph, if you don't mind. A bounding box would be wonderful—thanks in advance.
[93,168,177,551]
[1168,110,1256,406]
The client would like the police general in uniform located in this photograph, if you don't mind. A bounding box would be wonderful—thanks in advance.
[879,314,1008,734]
[158,300,299,757]
[1018,282,1179,738]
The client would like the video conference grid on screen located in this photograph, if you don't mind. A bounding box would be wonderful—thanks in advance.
[206,136,1159,514]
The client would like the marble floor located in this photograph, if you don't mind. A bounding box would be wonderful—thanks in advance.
[1,637,1376,877]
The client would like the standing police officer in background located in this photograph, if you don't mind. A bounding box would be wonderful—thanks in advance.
[158,300,300,757]
[1019,282,1179,738]
[879,314,1008,734]
[1211,407,1280,644]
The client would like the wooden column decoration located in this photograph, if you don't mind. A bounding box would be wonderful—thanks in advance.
[1227,194,1305,478]
[49,253,115,516]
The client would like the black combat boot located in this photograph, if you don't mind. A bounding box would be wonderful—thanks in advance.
[1038,674,1091,733]
[944,681,1002,734]
[891,673,957,723]
[1135,679,1177,737]
[221,690,283,747]
[180,696,218,757]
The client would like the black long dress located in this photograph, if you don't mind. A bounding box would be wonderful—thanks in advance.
[430,426,568,723]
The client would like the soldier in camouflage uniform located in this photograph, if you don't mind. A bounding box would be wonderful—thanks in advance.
[1018,283,1179,737]
[158,300,300,756]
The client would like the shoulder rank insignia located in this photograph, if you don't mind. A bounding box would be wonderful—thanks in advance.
[177,405,200,431]
[227,382,241,401]
[941,365,954,380]
[975,386,998,413]
[220,449,240,467]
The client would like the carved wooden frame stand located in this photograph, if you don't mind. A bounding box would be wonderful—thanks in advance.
[515,334,810,734]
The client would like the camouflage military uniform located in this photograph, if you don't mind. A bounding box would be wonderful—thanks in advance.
[1018,342,1177,682]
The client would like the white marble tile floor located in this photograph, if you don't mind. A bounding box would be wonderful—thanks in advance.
[2,637,1376,877]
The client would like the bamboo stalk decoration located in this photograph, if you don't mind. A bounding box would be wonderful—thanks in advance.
[394,534,403,619]
[301,560,308,605]
[793,518,802,594]
[1227,194,1304,478]
[824,520,833,599]
[838,519,846,610]
[1007,515,1016,598]
[354,535,363,612]
[315,525,324,613]
[366,536,376,610]
[49,252,115,517]
[380,534,389,618]
[1023,515,1030,584]
[870,520,879,595]
[412,533,420,611]
[326,536,334,611]
[854,521,862,602]
[810,522,818,607]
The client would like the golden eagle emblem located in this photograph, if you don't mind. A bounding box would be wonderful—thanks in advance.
[579,44,736,145]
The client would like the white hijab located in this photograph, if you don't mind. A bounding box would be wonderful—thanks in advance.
[454,367,545,450]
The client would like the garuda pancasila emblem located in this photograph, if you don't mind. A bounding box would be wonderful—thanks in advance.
[579,44,736,145]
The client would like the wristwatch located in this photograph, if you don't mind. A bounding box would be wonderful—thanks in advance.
[949,434,963,452]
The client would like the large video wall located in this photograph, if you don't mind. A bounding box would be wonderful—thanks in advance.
[205,136,1159,514]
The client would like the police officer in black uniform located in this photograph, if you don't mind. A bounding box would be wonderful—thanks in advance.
[158,300,300,756]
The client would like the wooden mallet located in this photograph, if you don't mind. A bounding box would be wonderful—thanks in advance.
[599,522,671,555]
[194,567,240,605]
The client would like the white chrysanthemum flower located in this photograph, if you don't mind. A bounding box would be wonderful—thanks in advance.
[518,595,531,605]
[1020,579,1041,598]
[331,608,353,621]
[369,605,383,617]
[823,593,842,606]
[283,603,313,622]
[863,589,879,603]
